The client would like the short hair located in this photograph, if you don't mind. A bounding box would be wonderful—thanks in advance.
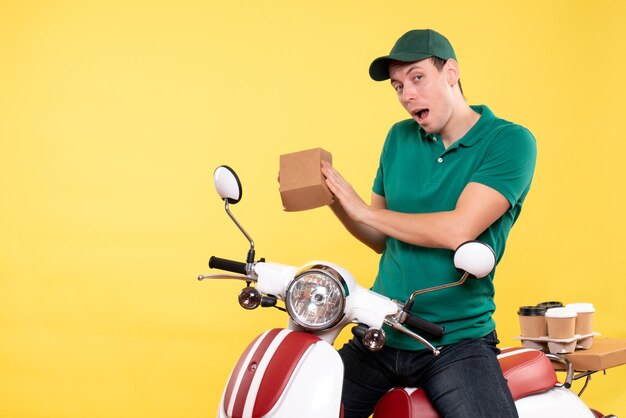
[430,57,464,96]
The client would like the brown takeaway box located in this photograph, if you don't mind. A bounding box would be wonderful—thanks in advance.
[562,338,626,371]
[279,148,333,211]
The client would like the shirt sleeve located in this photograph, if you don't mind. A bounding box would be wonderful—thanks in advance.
[372,128,393,197]
[470,125,537,207]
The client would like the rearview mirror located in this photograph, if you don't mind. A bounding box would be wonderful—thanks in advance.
[213,165,242,204]
[453,241,496,279]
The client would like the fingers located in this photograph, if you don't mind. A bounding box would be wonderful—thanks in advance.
[322,168,344,198]
[321,160,345,187]
[321,161,339,189]
[321,160,334,178]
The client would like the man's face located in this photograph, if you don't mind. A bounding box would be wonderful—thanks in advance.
[389,59,456,135]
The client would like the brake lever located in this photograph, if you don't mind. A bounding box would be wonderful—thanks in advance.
[197,273,255,282]
[384,317,441,356]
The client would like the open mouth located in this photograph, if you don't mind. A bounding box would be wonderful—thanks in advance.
[414,109,429,122]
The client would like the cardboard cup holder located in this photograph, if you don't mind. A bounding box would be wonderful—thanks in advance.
[514,332,601,354]
[516,302,598,354]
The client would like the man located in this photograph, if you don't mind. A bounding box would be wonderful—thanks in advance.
[321,29,536,417]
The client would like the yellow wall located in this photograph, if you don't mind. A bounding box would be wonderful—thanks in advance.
[1,1,625,416]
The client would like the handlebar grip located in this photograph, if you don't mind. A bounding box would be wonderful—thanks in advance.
[404,314,445,338]
[209,256,247,275]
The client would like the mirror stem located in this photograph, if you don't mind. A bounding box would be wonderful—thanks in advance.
[224,200,256,263]
[404,272,470,313]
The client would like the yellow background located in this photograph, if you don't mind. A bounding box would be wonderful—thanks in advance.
[1,0,625,416]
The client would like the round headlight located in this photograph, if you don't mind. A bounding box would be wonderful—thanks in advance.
[285,265,347,331]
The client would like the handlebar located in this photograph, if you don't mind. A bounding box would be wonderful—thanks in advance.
[403,314,445,339]
[209,256,247,275]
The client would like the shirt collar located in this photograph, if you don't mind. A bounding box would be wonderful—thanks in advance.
[419,105,495,148]
[456,105,495,148]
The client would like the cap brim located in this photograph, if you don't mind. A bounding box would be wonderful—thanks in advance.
[369,52,434,81]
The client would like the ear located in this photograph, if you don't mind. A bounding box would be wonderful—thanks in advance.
[444,59,460,87]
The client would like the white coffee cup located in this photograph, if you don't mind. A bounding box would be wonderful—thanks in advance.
[566,303,595,335]
[545,307,577,339]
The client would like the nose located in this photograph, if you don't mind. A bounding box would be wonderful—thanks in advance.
[401,83,417,103]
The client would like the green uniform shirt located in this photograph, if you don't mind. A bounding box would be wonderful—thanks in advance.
[372,105,537,350]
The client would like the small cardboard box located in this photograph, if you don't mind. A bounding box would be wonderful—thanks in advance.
[279,148,333,211]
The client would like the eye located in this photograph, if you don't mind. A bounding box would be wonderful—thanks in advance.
[393,83,403,92]
[414,74,423,81]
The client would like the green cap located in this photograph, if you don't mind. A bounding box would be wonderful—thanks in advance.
[369,29,457,81]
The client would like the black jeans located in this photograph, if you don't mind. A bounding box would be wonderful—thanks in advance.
[338,332,518,418]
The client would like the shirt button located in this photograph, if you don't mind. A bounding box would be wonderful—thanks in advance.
[437,157,443,163]
[433,137,438,142]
